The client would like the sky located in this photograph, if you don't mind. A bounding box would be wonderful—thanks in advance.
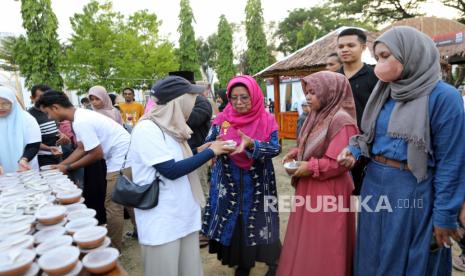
[0,0,459,45]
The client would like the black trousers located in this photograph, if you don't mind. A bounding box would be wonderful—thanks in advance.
[351,157,367,196]
[83,160,107,224]
[37,154,62,167]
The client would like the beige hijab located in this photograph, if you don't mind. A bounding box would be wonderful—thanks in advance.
[142,93,205,207]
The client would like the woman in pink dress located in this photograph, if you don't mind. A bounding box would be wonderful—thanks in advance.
[277,71,358,276]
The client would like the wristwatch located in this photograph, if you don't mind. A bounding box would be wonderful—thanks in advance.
[247,140,255,150]
[18,157,28,163]
[65,164,73,172]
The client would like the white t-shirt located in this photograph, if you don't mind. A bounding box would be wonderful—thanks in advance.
[128,120,201,246]
[72,109,130,173]
[23,112,41,171]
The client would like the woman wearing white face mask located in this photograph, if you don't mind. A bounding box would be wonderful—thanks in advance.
[337,26,465,275]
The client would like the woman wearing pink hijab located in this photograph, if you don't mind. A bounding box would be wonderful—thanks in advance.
[202,75,281,276]
[83,85,123,224]
[278,71,358,276]
[88,86,123,124]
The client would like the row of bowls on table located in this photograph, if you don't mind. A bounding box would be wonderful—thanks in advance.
[0,205,104,247]
[0,171,83,218]
[0,205,119,275]
[0,170,119,275]
[0,246,120,276]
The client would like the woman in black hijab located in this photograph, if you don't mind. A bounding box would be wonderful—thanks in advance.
[216,89,228,112]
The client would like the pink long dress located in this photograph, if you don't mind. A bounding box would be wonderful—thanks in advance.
[277,125,357,276]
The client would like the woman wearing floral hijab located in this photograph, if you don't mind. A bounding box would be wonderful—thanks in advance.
[338,26,465,275]
[278,71,358,276]
[202,75,281,276]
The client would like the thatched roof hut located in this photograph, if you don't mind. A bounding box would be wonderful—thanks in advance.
[256,27,378,78]
[256,26,377,140]
[257,20,465,140]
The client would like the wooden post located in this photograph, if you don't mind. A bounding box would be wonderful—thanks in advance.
[273,75,280,119]
[273,75,281,144]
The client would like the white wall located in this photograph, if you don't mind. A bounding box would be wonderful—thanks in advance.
[266,78,305,114]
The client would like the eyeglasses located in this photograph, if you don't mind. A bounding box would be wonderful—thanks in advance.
[0,102,12,108]
[230,95,251,103]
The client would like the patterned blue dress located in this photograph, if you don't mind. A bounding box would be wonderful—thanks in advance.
[202,125,281,267]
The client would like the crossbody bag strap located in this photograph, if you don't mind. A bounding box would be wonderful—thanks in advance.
[120,133,132,175]
[147,119,166,183]
[147,119,166,141]
[119,118,167,178]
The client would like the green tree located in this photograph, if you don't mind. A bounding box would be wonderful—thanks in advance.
[178,0,201,79]
[63,1,178,93]
[216,15,236,88]
[115,10,179,89]
[245,0,270,78]
[63,1,123,92]
[19,0,63,89]
[0,36,25,72]
[275,5,374,55]
[196,34,218,77]
[329,0,426,26]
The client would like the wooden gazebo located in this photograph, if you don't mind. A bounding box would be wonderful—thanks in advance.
[255,27,378,140]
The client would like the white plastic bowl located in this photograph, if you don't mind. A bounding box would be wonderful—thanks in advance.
[36,219,67,231]
[0,249,36,276]
[67,208,96,221]
[82,247,119,274]
[22,262,39,276]
[1,215,35,225]
[0,223,31,241]
[56,189,82,205]
[283,161,300,169]
[33,226,66,244]
[65,203,86,214]
[40,169,61,175]
[0,235,34,252]
[73,226,107,249]
[283,161,300,175]
[79,237,111,254]
[42,261,82,276]
[35,235,73,256]
[40,165,55,171]
[65,217,98,234]
[35,205,67,225]
[223,140,237,149]
[38,246,79,276]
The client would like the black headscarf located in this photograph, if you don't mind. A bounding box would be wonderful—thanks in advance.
[216,89,228,112]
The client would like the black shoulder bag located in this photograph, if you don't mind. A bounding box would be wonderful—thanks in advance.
[111,120,165,210]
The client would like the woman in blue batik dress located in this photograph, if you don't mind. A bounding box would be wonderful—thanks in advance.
[202,75,281,276]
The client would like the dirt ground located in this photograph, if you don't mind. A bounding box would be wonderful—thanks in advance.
[119,140,465,276]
